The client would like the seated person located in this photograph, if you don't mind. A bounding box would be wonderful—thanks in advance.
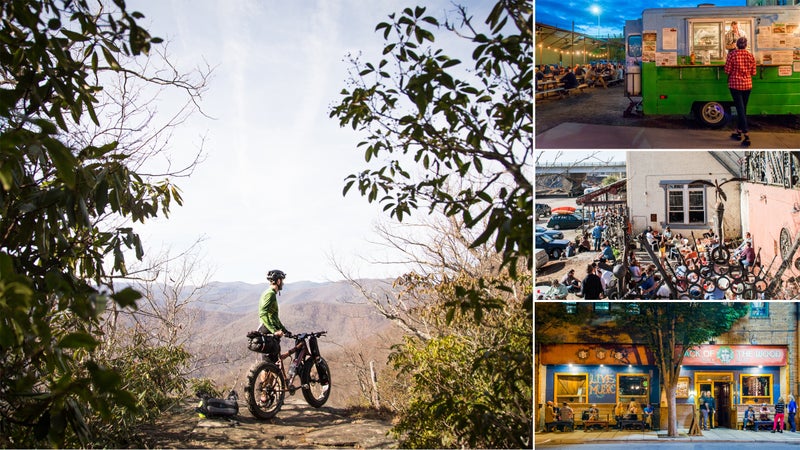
[614,401,627,428]
[638,265,657,298]
[744,405,756,429]
[600,241,616,263]
[577,233,592,252]
[559,67,579,90]
[759,403,770,421]
[627,399,640,419]
[643,403,654,428]
[558,402,574,431]
[543,279,568,300]
[739,241,756,270]
[588,404,600,421]
[561,269,582,294]
[565,241,576,257]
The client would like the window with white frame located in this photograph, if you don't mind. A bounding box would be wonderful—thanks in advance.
[666,183,707,225]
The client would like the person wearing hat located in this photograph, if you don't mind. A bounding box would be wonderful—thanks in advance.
[724,36,757,146]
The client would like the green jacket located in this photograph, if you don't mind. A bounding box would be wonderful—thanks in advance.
[259,287,287,333]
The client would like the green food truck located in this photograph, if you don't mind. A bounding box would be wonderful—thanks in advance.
[624,4,800,127]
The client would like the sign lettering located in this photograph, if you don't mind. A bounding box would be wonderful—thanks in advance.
[589,374,616,396]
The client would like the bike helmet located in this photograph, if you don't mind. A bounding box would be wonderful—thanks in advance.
[266,269,286,282]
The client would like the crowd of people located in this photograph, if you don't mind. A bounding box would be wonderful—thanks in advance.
[539,210,761,300]
[536,62,625,92]
[543,398,656,432]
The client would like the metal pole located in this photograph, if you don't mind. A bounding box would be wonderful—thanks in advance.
[571,21,575,68]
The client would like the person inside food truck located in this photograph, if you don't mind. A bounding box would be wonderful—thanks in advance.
[725,21,746,53]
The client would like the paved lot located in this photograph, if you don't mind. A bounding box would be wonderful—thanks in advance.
[536,122,800,149]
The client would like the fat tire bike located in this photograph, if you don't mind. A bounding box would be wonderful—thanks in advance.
[244,330,331,419]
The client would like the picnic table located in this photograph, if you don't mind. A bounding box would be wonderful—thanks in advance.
[583,419,610,431]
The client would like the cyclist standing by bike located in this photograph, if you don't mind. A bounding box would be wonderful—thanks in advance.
[258,270,292,362]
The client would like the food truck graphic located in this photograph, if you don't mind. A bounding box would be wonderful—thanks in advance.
[624,4,800,127]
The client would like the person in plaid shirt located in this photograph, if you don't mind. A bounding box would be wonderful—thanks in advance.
[724,36,757,146]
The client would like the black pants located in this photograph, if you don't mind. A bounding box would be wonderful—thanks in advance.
[730,88,751,133]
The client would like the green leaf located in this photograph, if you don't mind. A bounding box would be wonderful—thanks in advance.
[111,287,141,309]
[59,332,99,350]
[45,141,77,189]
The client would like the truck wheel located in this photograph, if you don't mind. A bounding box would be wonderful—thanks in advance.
[694,102,729,128]
[551,249,562,259]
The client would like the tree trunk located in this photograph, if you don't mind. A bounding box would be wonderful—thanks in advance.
[666,382,678,436]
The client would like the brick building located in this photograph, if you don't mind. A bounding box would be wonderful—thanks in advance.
[535,302,800,430]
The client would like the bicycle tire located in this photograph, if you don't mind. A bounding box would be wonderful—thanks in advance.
[245,361,285,419]
[301,356,332,408]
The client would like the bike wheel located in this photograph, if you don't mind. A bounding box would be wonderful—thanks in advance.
[246,361,284,419]
[301,357,331,408]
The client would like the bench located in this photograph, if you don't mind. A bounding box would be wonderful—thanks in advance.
[584,415,610,432]
[568,403,617,429]
[545,420,575,432]
[566,84,589,95]
[619,418,647,430]
[736,404,778,430]
[536,87,565,99]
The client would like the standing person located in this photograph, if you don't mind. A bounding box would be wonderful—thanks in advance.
[788,394,797,432]
[724,36,757,147]
[706,391,716,429]
[725,21,745,53]
[258,270,292,360]
[592,223,604,251]
[581,264,604,300]
[773,397,786,433]
[699,399,710,430]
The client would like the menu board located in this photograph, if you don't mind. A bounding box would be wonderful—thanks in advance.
[643,31,657,63]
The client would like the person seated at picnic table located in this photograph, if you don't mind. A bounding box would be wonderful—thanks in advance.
[760,403,771,421]
[535,67,544,90]
[559,66,579,90]
[573,64,586,78]
[639,265,658,298]
[558,402,574,431]
[744,405,756,430]
[561,269,582,294]
[614,401,627,428]
[626,399,641,419]
[654,274,672,299]
[588,404,600,421]
[629,257,643,283]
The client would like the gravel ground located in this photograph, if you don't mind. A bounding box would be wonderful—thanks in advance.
[534,83,800,135]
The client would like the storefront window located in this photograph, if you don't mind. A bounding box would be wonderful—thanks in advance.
[618,374,649,404]
[750,302,769,318]
[555,373,588,404]
[741,374,772,404]
[665,183,706,225]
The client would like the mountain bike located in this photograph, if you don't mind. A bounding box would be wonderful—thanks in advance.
[244,330,331,419]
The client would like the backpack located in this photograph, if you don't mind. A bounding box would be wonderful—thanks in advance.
[196,390,239,418]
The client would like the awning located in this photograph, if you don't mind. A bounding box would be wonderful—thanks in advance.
[576,178,627,205]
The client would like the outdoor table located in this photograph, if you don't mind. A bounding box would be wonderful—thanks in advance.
[583,420,610,431]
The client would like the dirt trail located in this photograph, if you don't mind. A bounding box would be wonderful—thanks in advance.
[137,397,396,449]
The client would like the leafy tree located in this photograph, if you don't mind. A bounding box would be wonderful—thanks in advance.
[330,0,532,284]
[0,1,205,446]
[616,303,749,437]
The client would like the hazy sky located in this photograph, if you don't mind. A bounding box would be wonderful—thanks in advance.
[125,0,488,284]
[535,0,743,37]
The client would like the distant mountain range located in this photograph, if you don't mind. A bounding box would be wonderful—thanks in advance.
[153,279,403,406]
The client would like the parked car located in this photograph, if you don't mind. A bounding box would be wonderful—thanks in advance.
[535,233,571,260]
[536,203,552,217]
[536,225,564,240]
[546,214,588,230]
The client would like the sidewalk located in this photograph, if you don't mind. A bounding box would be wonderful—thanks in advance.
[536,427,800,445]
[535,122,800,149]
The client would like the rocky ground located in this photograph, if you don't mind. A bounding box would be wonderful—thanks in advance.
[136,397,396,449]
[534,83,800,134]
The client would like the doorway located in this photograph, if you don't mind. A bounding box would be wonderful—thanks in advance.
[696,372,734,428]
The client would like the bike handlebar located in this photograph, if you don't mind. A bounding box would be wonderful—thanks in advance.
[285,331,327,340]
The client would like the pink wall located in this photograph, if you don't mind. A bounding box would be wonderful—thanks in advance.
[745,183,800,282]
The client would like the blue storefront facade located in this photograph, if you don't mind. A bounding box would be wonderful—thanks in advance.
[539,343,788,428]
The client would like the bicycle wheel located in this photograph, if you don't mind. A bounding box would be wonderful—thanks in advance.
[246,361,285,419]
[301,357,331,408]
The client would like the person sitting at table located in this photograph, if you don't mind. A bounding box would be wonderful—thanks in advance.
[626,399,640,419]
[559,402,574,431]
[536,67,544,90]
[559,66,579,90]
[614,401,627,428]
[739,241,756,271]
[573,64,585,78]
[588,404,600,421]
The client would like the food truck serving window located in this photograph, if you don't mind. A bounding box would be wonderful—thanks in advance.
[688,19,752,63]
